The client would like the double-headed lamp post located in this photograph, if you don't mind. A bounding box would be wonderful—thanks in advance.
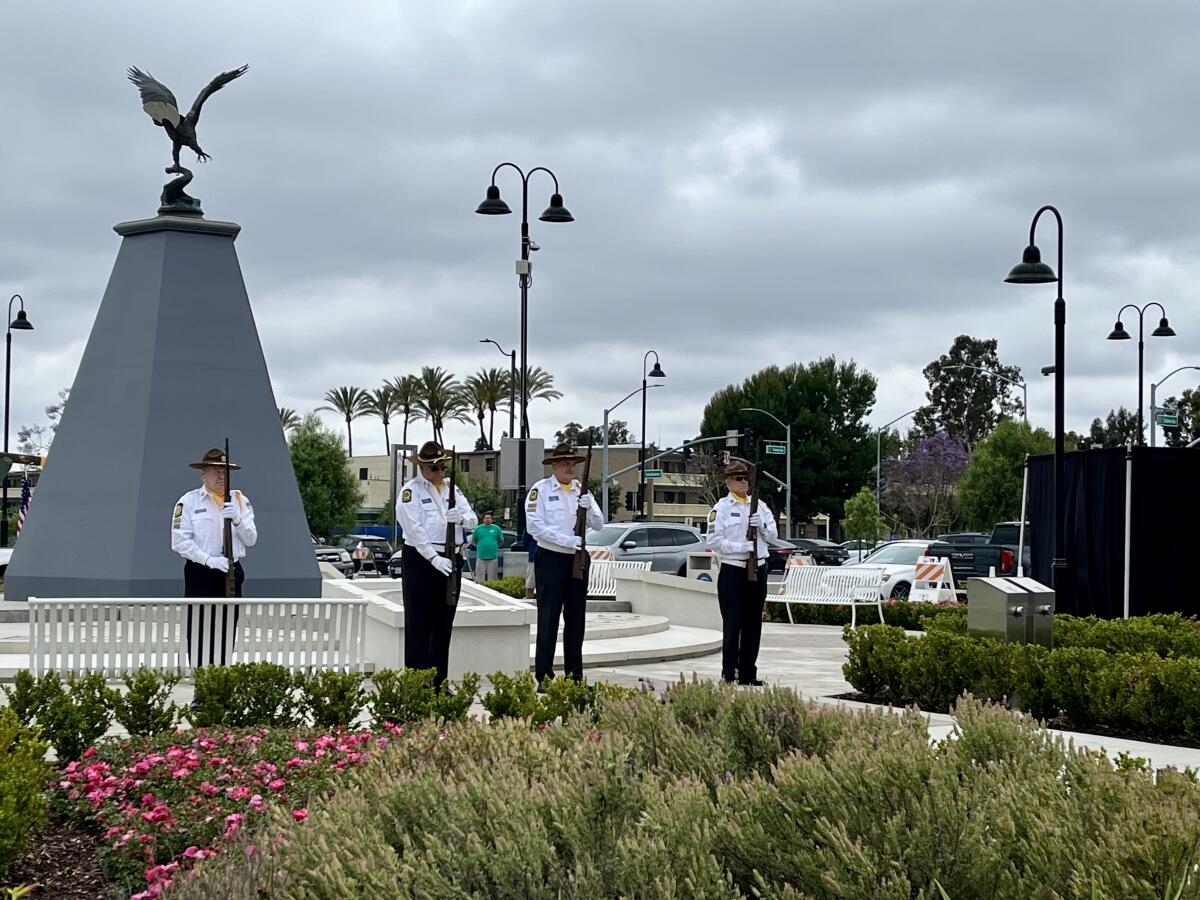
[876,408,920,510]
[2,295,33,548]
[602,383,662,521]
[638,350,666,519]
[740,407,791,538]
[941,364,1029,424]
[475,164,574,541]
[479,338,517,441]
[1004,205,1066,587]
[1150,365,1200,447]
[1106,302,1176,447]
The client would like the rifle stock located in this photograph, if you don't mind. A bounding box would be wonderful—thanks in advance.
[745,464,760,584]
[571,441,594,580]
[444,448,457,606]
[223,438,236,598]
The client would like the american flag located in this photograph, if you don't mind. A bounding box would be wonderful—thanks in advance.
[16,473,31,535]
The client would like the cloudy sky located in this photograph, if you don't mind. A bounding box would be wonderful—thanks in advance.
[3,1,1200,456]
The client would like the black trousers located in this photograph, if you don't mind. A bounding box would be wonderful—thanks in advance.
[183,560,244,666]
[717,562,767,683]
[534,549,588,683]
[401,546,462,687]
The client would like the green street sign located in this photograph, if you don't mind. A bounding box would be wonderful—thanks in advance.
[765,444,786,455]
[643,468,663,479]
[1158,413,1180,428]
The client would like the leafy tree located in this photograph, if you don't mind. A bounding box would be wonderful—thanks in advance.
[555,420,635,446]
[1086,407,1141,448]
[956,420,1054,530]
[465,367,510,449]
[288,414,362,541]
[361,386,401,455]
[386,374,426,450]
[913,335,1024,451]
[412,366,470,446]
[461,373,494,450]
[459,478,510,527]
[842,486,884,545]
[319,386,370,457]
[17,387,70,455]
[880,432,968,537]
[278,407,301,433]
[1161,387,1200,447]
[512,365,562,435]
[699,357,877,525]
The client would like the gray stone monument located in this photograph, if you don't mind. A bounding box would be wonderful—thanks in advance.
[5,213,320,599]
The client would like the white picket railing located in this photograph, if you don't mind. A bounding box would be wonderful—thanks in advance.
[27,597,367,676]
[774,565,886,626]
[587,559,651,597]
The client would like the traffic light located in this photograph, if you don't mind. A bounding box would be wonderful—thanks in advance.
[682,444,692,464]
[742,426,755,455]
[624,491,634,511]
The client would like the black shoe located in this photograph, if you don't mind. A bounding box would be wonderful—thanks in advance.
[536,677,550,694]
[738,679,765,687]
[721,676,736,684]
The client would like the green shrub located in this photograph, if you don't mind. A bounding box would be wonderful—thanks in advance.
[767,598,965,630]
[369,668,477,724]
[482,671,538,720]
[299,670,368,728]
[1055,613,1200,658]
[531,676,591,725]
[112,667,182,736]
[39,672,116,762]
[1,670,43,726]
[0,707,48,881]
[481,575,526,598]
[190,662,302,728]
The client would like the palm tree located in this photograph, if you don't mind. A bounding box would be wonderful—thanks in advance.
[462,374,490,449]
[319,386,370,456]
[464,367,510,449]
[413,366,471,445]
[386,374,425,450]
[278,407,301,433]
[511,365,562,436]
[361,385,401,454]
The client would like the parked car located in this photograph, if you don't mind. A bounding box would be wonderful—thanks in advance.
[764,536,797,573]
[784,538,848,566]
[839,539,878,562]
[926,522,1030,588]
[312,535,354,577]
[585,522,705,575]
[338,535,395,576]
[842,539,929,600]
[934,532,992,546]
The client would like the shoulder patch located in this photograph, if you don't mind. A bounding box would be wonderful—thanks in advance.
[401,488,413,503]
[172,502,184,529]
[527,487,538,502]
[708,509,717,523]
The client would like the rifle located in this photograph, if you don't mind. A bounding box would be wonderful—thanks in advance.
[571,440,594,580]
[745,463,761,584]
[443,447,457,606]
[223,438,236,598]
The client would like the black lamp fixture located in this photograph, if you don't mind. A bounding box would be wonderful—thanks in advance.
[475,185,512,216]
[1107,302,1176,447]
[2,294,33,548]
[538,193,574,223]
[9,309,32,331]
[1107,321,1130,341]
[647,360,665,379]
[1004,244,1058,284]
[1152,318,1176,338]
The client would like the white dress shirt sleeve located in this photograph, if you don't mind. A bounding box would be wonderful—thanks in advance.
[234,491,257,548]
[170,494,210,565]
[454,486,478,546]
[706,499,752,557]
[396,483,437,560]
[526,483,578,549]
[584,492,604,531]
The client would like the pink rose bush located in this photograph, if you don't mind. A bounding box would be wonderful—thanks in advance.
[54,725,400,899]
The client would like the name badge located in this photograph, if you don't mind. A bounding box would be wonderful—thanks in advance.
[730,512,741,518]
[421,498,433,504]
[548,495,560,502]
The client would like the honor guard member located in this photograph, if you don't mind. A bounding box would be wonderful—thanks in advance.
[170,447,257,665]
[526,442,604,688]
[705,460,777,685]
[395,441,478,688]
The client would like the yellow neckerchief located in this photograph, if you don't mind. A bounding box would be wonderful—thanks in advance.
[556,479,575,491]
[730,492,749,504]
[421,474,444,493]
[207,489,225,508]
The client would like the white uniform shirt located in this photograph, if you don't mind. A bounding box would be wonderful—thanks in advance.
[526,475,604,555]
[705,493,777,567]
[395,474,478,561]
[170,487,257,564]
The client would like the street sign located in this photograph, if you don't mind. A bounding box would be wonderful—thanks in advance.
[643,468,663,479]
[725,429,739,448]
[1158,412,1180,428]
[765,444,786,455]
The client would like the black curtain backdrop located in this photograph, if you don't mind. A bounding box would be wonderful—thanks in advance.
[1028,448,1199,618]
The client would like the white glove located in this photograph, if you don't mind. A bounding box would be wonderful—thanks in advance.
[578,494,593,510]
[430,555,454,577]
[221,502,241,526]
[445,507,464,524]
[569,535,583,551]
[737,541,755,554]
[748,512,763,528]
[206,555,230,573]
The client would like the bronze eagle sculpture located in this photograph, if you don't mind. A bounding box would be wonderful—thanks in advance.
[127,65,248,168]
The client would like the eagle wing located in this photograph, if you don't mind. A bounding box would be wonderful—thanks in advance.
[187,64,249,126]
[127,67,180,127]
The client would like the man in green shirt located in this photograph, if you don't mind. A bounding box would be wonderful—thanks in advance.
[471,513,505,582]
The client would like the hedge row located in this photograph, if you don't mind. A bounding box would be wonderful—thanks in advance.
[766,598,965,629]
[169,688,1200,900]
[0,707,48,881]
[843,620,1200,741]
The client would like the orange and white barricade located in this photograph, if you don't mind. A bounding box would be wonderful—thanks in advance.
[910,556,956,602]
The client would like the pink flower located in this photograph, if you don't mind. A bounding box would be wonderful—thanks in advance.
[226,785,251,800]
[249,794,267,810]
[268,778,286,790]
[199,781,219,796]
[171,767,190,779]
[292,808,308,821]
[141,804,171,823]
[294,740,309,752]
[83,746,96,758]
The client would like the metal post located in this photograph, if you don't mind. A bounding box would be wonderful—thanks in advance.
[601,407,610,521]
[1150,381,1157,448]
[1017,454,1028,577]
[1137,321,1145,447]
[508,350,516,441]
[785,422,792,539]
[639,375,647,519]
[1123,446,1133,618]
[875,428,882,510]
[1,328,10,548]
[517,179,530,542]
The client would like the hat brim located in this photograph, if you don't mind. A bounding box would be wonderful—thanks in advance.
[190,461,241,470]
[409,453,452,466]
[543,454,586,465]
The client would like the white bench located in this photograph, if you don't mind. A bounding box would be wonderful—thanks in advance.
[773,565,886,626]
[587,559,651,597]
[27,597,367,677]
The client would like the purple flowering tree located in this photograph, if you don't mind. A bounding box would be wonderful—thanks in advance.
[879,431,968,537]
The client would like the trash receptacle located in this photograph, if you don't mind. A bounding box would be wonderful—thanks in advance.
[967,576,1054,647]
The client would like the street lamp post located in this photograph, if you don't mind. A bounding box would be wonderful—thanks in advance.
[740,407,792,538]
[1149,365,1200,447]
[1106,303,1176,446]
[1004,205,1066,588]
[876,408,921,510]
[941,364,1029,424]
[602,383,663,521]
[476,165,574,541]
[479,338,517,441]
[2,295,33,548]
[638,350,666,520]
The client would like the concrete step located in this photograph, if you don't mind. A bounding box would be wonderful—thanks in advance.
[531,612,668,642]
[539,624,723,669]
[586,599,631,613]
[0,600,28,624]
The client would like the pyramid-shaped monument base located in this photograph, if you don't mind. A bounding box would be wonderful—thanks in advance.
[5,213,319,600]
